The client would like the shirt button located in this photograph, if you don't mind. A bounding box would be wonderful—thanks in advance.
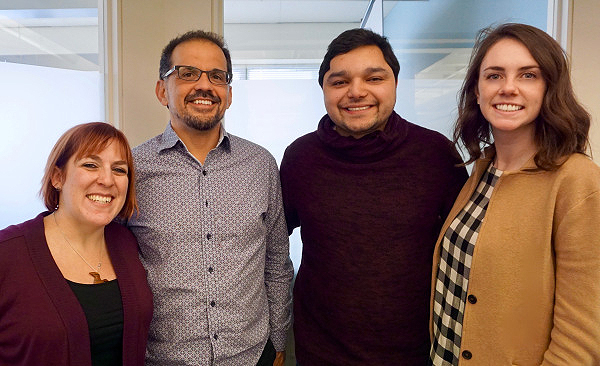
[208,267,214,273]
[467,294,477,304]
[206,233,211,240]
[213,333,218,340]
[202,170,207,176]
[462,350,472,360]
[210,300,216,307]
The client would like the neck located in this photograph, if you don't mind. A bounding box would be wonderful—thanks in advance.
[492,127,537,171]
[50,210,105,250]
[171,121,221,164]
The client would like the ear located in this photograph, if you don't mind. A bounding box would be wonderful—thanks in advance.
[50,166,64,190]
[224,85,233,110]
[156,80,169,107]
[475,85,480,104]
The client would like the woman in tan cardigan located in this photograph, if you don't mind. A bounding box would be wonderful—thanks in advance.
[429,23,600,365]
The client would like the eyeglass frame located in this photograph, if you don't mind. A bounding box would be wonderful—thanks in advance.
[161,65,233,85]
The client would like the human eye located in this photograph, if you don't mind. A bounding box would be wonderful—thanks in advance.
[485,73,501,80]
[81,161,98,169]
[367,75,385,82]
[210,70,226,81]
[329,79,347,87]
[179,67,198,80]
[522,72,537,79]
[112,166,128,175]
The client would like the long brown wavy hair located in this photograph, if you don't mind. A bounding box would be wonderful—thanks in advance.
[455,23,590,169]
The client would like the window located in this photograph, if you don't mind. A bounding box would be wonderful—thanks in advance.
[224,0,552,272]
[0,1,104,228]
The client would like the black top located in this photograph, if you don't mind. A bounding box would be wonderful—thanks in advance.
[67,279,124,366]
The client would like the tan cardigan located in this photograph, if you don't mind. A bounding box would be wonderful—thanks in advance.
[430,152,600,365]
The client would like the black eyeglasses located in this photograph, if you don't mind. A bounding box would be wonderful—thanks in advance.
[161,65,232,85]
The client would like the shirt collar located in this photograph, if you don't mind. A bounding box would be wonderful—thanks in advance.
[157,122,231,153]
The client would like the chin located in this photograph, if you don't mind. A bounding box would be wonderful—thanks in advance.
[85,212,120,228]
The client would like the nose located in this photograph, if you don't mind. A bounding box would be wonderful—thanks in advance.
[97,166,115,186]
[193,72,213,90]
[347,79,367,99]
[500,77,518,95]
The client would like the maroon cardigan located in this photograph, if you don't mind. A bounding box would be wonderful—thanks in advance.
[0,213,153,365]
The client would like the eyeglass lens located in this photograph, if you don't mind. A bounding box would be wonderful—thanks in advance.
[177,66,229,85]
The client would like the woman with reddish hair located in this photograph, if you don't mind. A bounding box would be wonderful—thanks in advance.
[0,122,152,365]
[429,24,600,365]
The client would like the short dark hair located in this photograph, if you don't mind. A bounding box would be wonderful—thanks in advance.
[455,23,590,169]
[318,28,400,87]
[159,30,232,79]
[40,122,137,219]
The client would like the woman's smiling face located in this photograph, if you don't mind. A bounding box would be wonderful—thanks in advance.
[52,139,129,229]
[476,37,547,141]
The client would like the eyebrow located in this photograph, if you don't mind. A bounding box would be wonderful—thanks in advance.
[87,155,128,166]
[482,65,541,72]
[326,67,390,81]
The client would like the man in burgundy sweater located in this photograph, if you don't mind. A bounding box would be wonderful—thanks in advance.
[280,28,468,365]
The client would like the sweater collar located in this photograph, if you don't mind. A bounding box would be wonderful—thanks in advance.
[316,111,408,163]
[480,145,540,173]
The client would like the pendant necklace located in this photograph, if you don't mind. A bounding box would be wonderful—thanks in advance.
[53,213,108,284]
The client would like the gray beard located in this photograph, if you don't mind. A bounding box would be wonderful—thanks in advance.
[180,111,223,132]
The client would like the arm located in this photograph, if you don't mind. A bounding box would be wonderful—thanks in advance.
[542,190,600,365]
[441,143,469,221]
[273,351,285,366]
[264,159,294,353]
[279,148,300,235]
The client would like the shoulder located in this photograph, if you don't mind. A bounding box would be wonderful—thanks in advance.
[0,215,45,269]
[560,153,600,173]
[0,215,41,243]
[228,134,278,166]
[404,120,454,150]
[399,120,464,168]
[105,221,139,254]
[554,153,600,197]
[132,134,163,160]
[106,221,137,242]
[281,131,320,163]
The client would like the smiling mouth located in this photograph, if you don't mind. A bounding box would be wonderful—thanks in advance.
[87,194,113,204]
[191,99,214,106]
[495,104,523,112]
[346,106,370,111]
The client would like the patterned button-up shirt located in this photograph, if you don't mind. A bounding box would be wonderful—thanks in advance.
[128,123,293,366]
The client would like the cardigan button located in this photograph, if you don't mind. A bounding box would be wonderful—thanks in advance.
[210,300,216,307]
[467,294,477,304]
[462,350,472,360]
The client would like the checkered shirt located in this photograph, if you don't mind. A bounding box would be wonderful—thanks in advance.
[429,163,502,365]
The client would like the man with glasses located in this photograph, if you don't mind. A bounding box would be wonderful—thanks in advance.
[128,30,293,366]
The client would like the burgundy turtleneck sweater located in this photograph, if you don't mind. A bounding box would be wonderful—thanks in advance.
[280,112,468,365]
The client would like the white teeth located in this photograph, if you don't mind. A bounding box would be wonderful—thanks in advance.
[347,106,369,111]
[495,104,523,111]
[193,99,213,105]
[87,194,112,203]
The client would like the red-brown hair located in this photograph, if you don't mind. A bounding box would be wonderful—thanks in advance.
[40,122,137,219]
[455,23,590,169]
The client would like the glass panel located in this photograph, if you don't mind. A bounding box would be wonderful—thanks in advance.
[225,0,549,273]
[384,0,549,137]
[0,1,103,229]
